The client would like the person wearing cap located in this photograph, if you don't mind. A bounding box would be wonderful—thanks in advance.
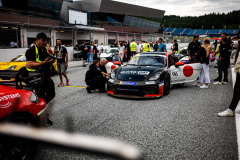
[187,35,201,63]
[26,32,55,126]
[130,39,137,59]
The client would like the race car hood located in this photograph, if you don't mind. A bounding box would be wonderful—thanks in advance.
[0,62,25,70]
[117,66,163,81]
[0,62,13,70]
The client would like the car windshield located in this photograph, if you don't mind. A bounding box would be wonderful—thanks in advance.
[11,55,26,62]
[176,49,187,55]
[106,49,119,54]
[128,55,166,66]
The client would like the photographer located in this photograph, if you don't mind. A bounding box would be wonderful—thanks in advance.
[54,39,69,87]
[26,32,55,126]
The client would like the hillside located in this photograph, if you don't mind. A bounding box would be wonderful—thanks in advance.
[162,10,240,29]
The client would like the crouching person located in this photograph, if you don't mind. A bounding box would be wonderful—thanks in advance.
[85,60,110,93]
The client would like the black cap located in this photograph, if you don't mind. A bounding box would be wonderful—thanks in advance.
[194,35,199,38]
[36,32,48,39]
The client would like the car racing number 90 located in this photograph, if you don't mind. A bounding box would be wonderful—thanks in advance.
[171,69,180,78]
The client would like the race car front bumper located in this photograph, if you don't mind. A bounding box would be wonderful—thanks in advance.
[107,79,164,99]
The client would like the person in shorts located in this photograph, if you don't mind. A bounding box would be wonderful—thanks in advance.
[54,39,69,87]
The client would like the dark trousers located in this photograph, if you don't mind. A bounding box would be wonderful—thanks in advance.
[229,73,240,110]
[35,78,55,104]
[218,61,229,82]
[86,77,108,91]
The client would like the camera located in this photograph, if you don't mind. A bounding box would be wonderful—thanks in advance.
[47,53,56,61]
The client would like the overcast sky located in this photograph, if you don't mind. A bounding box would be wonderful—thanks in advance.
[113,0,240,17]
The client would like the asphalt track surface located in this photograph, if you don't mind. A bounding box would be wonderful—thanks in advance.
[35,61,238,160]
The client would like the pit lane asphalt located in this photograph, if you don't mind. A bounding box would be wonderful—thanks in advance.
[35,61,238,160]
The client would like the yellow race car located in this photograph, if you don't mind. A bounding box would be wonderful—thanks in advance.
[0,53,57,73]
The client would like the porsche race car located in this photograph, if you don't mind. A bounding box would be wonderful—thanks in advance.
[107,52,203,99]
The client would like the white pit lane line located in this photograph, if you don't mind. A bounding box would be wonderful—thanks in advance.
[231,67,240,159]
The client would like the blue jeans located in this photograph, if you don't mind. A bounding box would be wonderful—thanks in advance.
[89,53,93,62]
[87,53,90,63]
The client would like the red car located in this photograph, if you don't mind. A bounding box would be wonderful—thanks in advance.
[0,70,47,160]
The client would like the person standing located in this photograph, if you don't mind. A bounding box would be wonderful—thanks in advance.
[46,43,53,55]
[54,39,69,87]
[119,42,125,61]
[217,54,240,116]
[130,39,137,59]
[192,38,211,88]
[158,38,166,52]
[80,41,88,67]
[100,43,104,53]
[136,42,141,54]
[187,35,201,63]
[154,42,158,52]
[92,42,98,60]
[10,40,15,48]
[26,32,55,125]
[213,37,232,85]
[172,39,178,54]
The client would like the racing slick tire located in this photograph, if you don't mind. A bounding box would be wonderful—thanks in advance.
[0,116,38,160]
[163,74,171,95]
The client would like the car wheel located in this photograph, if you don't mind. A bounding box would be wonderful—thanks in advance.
[0,117,38,160]
[163,75,171,95]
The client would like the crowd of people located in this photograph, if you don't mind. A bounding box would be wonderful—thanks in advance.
[24,31,240,126]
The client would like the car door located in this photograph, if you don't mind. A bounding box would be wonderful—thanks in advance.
[170,62,202,85]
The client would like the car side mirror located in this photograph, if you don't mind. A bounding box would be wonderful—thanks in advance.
[175,62,184,68]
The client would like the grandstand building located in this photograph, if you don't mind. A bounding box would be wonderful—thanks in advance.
[163,27,240,42]
[0,0,164,48]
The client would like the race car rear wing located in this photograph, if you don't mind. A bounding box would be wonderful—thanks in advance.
[0,69,43,90]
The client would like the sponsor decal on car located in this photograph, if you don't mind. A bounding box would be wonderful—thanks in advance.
[171,79,185,83]
[0,93,20,108]
[119,81,137,85]
[145,81,155,84]
[108,79,114,82]
[120,70,150,76]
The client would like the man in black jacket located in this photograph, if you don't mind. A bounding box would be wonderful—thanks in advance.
[213,37,231,85]
[85,60,110,93]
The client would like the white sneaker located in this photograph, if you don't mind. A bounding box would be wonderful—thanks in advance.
[222,82,227,84]
[200,85,208,89]
[217,109,234,117]
[192,82,200,86]
[213,81,222,85]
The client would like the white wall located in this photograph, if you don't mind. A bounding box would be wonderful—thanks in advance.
[0,47,74,62]
[92,32,105,44]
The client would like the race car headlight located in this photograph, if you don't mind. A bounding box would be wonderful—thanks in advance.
[148,72,162,81]
[110,71,116,79]
[5,65,17,70]
[29,92,40,104]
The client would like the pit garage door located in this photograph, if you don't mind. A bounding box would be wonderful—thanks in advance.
[119,33,126,42]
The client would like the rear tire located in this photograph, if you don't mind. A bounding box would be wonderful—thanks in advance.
[163,74,171,95]
[0,116,38,160]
